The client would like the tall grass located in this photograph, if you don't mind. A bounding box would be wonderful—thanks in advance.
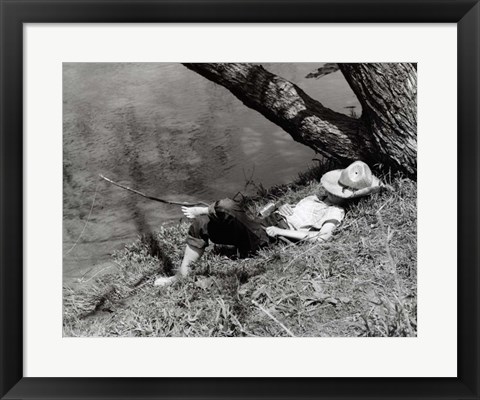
[63,164,417,337]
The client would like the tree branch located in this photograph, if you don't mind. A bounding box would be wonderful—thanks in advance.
[183,63,376,164]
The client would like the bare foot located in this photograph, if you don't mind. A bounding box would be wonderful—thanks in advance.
[154,276,177,287]
[182,206,207,219]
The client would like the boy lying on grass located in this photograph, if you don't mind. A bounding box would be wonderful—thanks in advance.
[154,161,386,287]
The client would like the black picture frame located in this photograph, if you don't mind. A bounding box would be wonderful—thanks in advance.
[1,1,479,399]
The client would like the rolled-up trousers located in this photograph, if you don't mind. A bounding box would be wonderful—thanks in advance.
[186,198,288,258]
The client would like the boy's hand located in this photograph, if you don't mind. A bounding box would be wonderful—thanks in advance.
[182,206,208,219]
[278,204,294,217]
[266,226,282,237]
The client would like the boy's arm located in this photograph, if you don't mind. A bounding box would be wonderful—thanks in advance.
[266,221,338,242]
[308,221,337,241]
[182,198,240,219]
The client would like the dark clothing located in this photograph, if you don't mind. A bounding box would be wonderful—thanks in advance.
[186,198,288,257]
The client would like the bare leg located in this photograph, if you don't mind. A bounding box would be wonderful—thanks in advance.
[154,245,204,287]
[178,245,204,277]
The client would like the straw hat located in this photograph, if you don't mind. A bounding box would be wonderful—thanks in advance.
[321,161,382,199]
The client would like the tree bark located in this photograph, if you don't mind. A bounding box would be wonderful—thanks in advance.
[183,63,417,176]
[340,63,417,174]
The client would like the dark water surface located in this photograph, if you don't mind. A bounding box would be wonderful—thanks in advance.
[63,63,360,282]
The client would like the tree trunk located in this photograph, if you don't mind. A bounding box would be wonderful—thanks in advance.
[183,63,417,176]
[340,63,417,174]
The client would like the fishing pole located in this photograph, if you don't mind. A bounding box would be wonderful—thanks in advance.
[99,174,209,207]
[100,174,292,245]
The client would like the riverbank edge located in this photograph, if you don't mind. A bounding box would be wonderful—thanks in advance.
[63,163,417,337]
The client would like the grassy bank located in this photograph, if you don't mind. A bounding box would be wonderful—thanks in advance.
[63,164,417,337]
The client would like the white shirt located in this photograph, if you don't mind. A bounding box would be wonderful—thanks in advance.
[282,195,345,232]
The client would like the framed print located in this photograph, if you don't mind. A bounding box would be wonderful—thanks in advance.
[1,0,479,399]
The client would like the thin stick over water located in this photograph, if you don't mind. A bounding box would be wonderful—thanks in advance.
[100,174,209,207]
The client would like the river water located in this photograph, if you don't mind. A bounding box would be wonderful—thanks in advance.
[63,63,360,282]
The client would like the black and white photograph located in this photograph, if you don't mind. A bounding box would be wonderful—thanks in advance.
[63,62,417,337]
